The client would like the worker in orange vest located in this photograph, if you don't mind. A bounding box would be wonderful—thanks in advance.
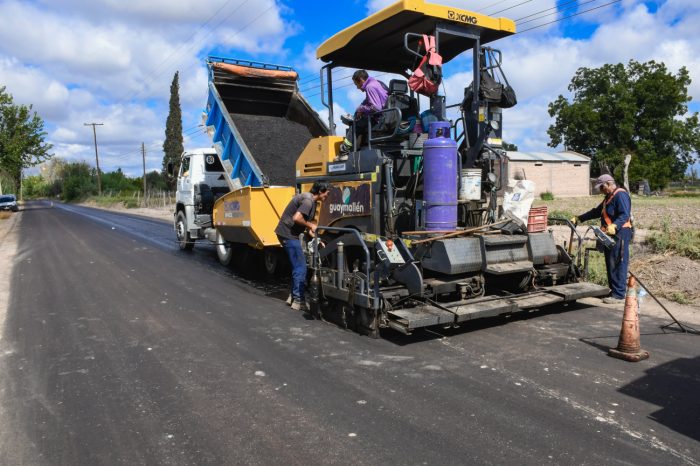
[572,174,633,304]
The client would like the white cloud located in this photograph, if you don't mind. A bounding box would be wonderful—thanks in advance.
[3,0,700,178]
[0,0,294,176]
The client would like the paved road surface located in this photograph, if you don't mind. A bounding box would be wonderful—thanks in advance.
[1,201,698,465]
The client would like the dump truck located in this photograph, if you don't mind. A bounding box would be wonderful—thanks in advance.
[175,0,609,337]
[172,57,332,274]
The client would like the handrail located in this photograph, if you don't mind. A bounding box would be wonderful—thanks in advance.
[320,64,335,135]
[403,33,425,59]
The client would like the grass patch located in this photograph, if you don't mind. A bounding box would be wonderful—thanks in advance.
[547,209,575,221]
[540,191,554,201]
[0,211,11,220]
[668,291,693,305]
[88,194,142,209]
[668,192,700,198]
[647,222,700,260]
[585,251,609,287]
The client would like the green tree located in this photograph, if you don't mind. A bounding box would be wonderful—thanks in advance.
[0,86,53,187]
[162,71,183,189]
[102,168,140,193]
[61,161,96,201]
[502,141,518,151]
[40,157,66,197]
[145,170,169,191]
[22,174,49,198]
[547,60,700,190]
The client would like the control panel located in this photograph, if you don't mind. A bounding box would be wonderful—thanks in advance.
[376,239,405,265]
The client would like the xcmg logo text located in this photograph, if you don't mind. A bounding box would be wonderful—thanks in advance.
[448,10,478,24]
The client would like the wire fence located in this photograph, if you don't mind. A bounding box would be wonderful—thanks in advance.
[100,190,176,209]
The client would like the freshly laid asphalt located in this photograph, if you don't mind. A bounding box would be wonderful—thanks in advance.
[1,201,698,465]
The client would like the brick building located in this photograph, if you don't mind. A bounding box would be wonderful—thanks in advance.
[503,151,591,197]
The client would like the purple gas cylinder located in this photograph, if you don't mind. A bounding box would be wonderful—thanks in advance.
[424,121,458,231]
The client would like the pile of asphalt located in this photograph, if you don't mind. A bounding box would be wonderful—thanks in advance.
[230,113,314,187]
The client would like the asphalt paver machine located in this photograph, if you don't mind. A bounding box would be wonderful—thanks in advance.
[296,0,609,337]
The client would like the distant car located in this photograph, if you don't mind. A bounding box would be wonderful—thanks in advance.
[0,194,19,212]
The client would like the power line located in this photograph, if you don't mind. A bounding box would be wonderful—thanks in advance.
[491,0,534,16]
[115,0,266,108]
[518,0,623,33]
[514,0,579,22]
[114,0,245,105]
[517,0,599,26]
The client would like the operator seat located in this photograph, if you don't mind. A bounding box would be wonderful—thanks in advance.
[370,79,419,144]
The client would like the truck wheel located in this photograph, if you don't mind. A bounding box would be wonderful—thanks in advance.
[176,211,194,251]
[263,248,279,276]
[216,230,233,266]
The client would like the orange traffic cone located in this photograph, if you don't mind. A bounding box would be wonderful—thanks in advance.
[609,276,650,362]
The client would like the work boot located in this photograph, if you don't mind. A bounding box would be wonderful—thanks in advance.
[290,299,308,312]
[602,296,625,305]
[340,113,354,125]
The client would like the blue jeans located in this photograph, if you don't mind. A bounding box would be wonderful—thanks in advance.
[282,238,307,300]
[605,227,632,299]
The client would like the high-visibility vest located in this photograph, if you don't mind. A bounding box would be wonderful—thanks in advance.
[602,188,632,228]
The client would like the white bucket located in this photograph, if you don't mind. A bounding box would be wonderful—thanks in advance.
[459,168,482,201]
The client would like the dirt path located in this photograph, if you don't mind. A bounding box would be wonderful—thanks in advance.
[0,212,21,336]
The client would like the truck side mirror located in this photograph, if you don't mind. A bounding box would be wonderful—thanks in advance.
[167,161,174,176]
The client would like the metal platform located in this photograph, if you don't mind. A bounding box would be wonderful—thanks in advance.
[385,281,610,334]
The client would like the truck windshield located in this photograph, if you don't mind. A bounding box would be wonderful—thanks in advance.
[204,154,224,172]
[0,195,15,202]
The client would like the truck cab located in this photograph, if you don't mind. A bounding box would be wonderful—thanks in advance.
[174,148,229,250]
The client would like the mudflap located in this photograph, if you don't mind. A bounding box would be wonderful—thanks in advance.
[386,282,610,334]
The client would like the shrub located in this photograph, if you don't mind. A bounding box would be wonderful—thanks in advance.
[647,221,700,260]
[668,291,692,305]
[540,191,554,201]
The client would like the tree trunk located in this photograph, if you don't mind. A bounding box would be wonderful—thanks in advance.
[623,153,632,191]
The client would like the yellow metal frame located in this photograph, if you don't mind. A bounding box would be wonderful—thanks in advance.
[212,186,295,249]
[296,136,344,177]
[317,0,516,61]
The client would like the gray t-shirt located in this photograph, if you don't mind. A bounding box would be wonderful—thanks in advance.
[275,192,316,240]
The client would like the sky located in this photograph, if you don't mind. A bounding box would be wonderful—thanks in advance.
[1,0,699,178]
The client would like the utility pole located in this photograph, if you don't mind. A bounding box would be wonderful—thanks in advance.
[141,142,147,198]
[84,122,104,195]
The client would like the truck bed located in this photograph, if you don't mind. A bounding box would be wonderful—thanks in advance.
[205,58,329,190]
[229,113,314,187]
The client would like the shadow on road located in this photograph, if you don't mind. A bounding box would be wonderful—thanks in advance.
[618,355,700,442]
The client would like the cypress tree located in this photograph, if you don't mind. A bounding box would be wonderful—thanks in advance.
[162,71,183,189]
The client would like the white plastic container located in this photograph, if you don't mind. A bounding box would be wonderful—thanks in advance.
[459,168,482,201]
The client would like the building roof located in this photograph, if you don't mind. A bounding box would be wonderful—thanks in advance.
[504,151,590,163]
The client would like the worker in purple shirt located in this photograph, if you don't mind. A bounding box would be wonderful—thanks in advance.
[340,69,389,155]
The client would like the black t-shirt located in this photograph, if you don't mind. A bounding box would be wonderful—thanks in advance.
[275,192,316,240]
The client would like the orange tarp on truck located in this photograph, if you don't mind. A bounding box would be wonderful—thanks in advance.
[212,62,298,80]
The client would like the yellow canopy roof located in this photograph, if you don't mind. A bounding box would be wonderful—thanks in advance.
[317,0,516,74]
